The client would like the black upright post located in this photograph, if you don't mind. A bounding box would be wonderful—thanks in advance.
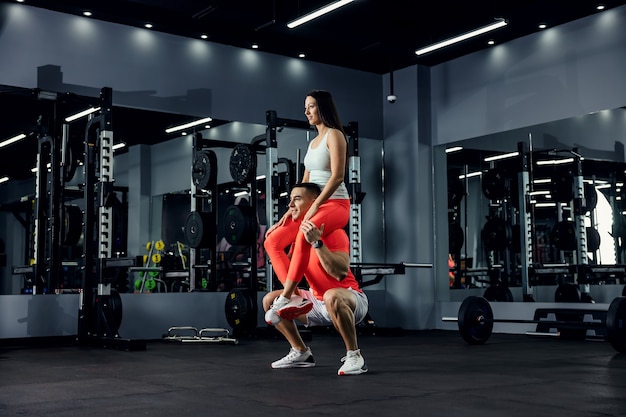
[33,136,53,294]
[78,106,98,340]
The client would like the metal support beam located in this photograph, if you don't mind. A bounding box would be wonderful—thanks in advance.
[517,141,534,300]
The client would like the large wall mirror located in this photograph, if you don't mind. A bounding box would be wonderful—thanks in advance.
[1,85,385,297]
[439,107,626,303]
[143,123,386,297]
[144,124,314,295]
[0,84,230,295]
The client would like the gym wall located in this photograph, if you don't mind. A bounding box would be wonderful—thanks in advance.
[0,2,624,336]
[0,3,383,138]
[381,5,626,329]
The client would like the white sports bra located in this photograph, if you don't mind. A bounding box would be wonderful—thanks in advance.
[303,129,349,200]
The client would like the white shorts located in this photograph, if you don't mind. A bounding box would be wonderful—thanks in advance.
[299,288,369,327]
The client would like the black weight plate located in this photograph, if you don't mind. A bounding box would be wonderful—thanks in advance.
[184,211,214,248]
[448,222,464,254]
[553,283,587,338]
[223,205,257,246]
[606,296,626,353]
[229,144,256,184]
[586,227,600,252]
[63,138,82,183]
[482,168,507,200]
[94,289,123,332]
[553,173,574,202]
[224,288,257,330]
[583,183,597,213]
[551,220,577,251]
[554,282,581,302]
[192,150,217,190]
[483,286,514,302]
[62,204,83,246]
[481,217,511,251]
[458,296,493,345]
[447,175,464,207]
[109,289,123,330]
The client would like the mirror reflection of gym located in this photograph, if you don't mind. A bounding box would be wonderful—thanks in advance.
[444,108,626,303]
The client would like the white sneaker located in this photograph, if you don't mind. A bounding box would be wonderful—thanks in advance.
[264,295,290,325]
[277,295,313,320]
[338,349,368,376]
[264,295,313,325]
[271,347,316,369]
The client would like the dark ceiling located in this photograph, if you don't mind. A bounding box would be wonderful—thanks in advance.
[15,0,626,73]
[1,0,625,183]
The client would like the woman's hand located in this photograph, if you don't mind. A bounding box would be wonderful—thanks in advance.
[265,212,290,238]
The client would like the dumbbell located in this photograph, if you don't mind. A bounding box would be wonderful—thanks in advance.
[442,296,626,353]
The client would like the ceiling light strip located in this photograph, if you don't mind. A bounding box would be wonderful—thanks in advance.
[458,171,482,179]
[0,133,27,148]
[415,19,507,56]
[165,117,213,134]
[287,0,354,29]
[484,151,519,162]
[536,158,575,166]
[445,146,463,153]
[65,107,101,122]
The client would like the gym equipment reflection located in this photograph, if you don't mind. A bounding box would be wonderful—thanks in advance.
[443,295,626,352]
[447,139,626,302]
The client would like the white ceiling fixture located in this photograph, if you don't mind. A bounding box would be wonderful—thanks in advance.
[165,117,212,134]
[287,0,354,29]
[0,133,27,148]
[65,107,101,122]
[484,151,519,162]
[415,18,508,56]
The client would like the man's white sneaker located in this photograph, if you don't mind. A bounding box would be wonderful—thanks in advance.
[271,347,316,369]
[338,349,368,375]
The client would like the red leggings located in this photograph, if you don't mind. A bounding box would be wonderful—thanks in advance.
[264,199,350,285]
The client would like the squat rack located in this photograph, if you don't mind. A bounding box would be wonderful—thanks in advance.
[77,88,145,349]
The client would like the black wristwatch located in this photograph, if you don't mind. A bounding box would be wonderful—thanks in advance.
[312,240,324,249]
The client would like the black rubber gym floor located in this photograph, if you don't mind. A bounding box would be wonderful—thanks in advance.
[1,329,625,417]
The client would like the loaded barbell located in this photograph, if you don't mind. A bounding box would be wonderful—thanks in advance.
[443,295,626,353]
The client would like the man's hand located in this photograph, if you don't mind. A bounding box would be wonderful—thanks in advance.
[300,221,348,281]
[299,220,324,244]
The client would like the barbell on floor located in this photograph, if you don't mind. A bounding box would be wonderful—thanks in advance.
[442,295,626,353]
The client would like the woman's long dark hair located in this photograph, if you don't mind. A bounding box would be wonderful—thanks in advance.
[306,89,350,168]
[306,90,345,135]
